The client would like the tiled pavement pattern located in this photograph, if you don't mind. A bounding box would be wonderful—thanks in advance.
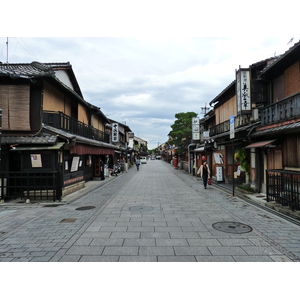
[1,160,300,262]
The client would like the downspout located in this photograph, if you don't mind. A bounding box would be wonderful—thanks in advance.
[188,143,195,173]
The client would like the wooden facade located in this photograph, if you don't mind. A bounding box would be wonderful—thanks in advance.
[198,40,300,211]
[0,62,128,202]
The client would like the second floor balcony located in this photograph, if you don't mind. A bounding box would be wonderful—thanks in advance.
[260,92,300,126]
[43,111,110,143]
[208,114,251,137]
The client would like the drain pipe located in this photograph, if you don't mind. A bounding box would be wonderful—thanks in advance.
[188,143,195,173]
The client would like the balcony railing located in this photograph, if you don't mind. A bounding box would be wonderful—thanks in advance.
[266,169,300,211]
[209,114,251,137]
[260,93,300,126]
[43,111,109,143]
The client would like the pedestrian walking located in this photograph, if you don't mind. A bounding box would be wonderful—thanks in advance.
[100,158,105,180]
[197,160,211,189]
[135,156,141,171]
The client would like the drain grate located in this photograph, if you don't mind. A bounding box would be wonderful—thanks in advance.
[212,221,252,234]
[60,218,77,223]
[129,205,154,212]
[75,206,95,211]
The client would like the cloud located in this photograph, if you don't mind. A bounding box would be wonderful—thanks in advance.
[1,36,299,149]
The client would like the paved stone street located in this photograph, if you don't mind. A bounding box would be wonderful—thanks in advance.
[1,160,300,262]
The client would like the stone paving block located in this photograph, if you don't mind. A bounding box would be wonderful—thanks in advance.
[90,238,124,246]
[218,238,255,246]
[127,226,155,232]
[123,238,155,247]
[174,246,211,256]
[166,221,193,227]
[80,232,111,239]
[154,226,183,232]
[66,245,105,256]
[28,251,47,256]
[187,238,222,247]
[58,255,81,262]
[233,255,274,262]
[195,232,214,239]
[208,246,248,256]
[12,257,33,262]
[170,232,200,239]
[80,255,119,262]
[119,256,157,262]
[30,256,52,262]
[73,238,93,246]
[0,257,14,262]
[116,221,142,227]
[129,217,154,222]
[139,246,175,256]
[158,256,197,262]
[196,255,235,262]
[99,226,127,232]
[269,255,294,262]
[142,221,167,227]
[102,246,138,256]
[154,217,179,222]
[140,232,170,239]
[241,246,283,256]
[156,239,189,247]
[181,226,208,232]
[110,232,140,239]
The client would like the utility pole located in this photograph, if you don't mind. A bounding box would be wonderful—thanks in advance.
[201,103,209,116]
[6,38,8,63]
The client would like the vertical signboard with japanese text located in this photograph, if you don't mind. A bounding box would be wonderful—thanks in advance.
[192,117,200,141]
[230,115,235,139]
[112,123,119,143]
[236,68,251,114]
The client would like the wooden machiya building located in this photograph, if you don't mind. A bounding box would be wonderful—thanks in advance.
[0,61,119,202]
[201,40,300,212]
[250,41,300,211]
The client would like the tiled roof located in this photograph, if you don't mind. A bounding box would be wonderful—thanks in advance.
[0,61,86,103]
[253,121,300,136]
[259,40,300,77]
[0,61,55,77]
[1,134,57,145]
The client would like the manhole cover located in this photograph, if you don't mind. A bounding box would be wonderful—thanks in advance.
[60,218,77,223]
[129,205,154,212]
[75,206,95,211]
[212,222,252,234]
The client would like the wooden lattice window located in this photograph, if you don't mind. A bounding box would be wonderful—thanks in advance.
[0,85,31,131]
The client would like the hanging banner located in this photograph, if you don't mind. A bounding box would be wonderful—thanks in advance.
[112,123,119,143]
[192,117,200,141]
[236,68,251,114]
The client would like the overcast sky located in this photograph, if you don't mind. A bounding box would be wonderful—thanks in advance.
[1,2,299,149]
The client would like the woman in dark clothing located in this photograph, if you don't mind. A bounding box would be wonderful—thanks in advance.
[100,159,105,180]
[197,161,211,189]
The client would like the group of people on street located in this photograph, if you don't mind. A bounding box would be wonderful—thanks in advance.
[134,154,211,189]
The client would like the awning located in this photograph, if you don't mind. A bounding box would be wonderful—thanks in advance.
[245,140,276,149]
[70,144,115,155]
[11,142,65,151]
[194,147,205,152]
